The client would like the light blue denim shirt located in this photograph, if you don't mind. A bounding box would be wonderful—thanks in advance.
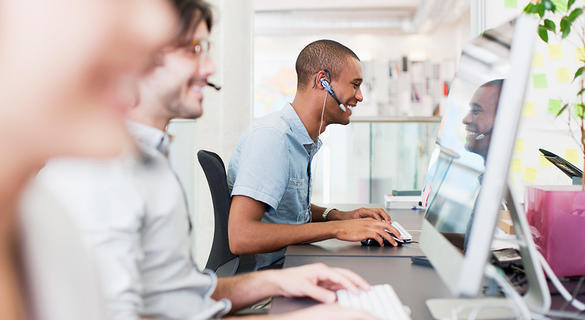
[227,104,322,269]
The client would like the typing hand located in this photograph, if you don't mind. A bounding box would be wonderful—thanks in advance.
[273,263,370,303]
[277,304,380,320]
[333,218,401,247]
[348,207,391,222]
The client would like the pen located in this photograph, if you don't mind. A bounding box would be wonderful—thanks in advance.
[411,206,424,210]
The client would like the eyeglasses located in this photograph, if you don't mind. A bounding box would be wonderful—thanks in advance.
[190,39,211,58]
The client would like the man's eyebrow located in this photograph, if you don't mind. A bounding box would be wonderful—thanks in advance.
[470,102,482,110]
[352,78,363,84]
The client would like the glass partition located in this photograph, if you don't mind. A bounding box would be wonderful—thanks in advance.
[311,117,440,204]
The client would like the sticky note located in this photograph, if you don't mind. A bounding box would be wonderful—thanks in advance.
[548,99,562,114]
[511,158,523,173]
[515,138,525,154]
[577,48,585,62]
[539,155,553,167]
[566,149,579,163]
[523,102,535,117]
[549,44,563,59]
[533,53,543,68]
[557,67,571,82]
[533,74,548,88]
[504,0,517,8]
[552,0,568,12]
[524,167,538,183]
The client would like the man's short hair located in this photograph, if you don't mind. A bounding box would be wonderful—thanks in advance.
[173,0,213,46]
[295,39,360,90]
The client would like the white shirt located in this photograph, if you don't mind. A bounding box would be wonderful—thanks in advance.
[38,121,230,320]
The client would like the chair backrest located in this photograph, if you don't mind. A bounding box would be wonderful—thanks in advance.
[197,150,237,272]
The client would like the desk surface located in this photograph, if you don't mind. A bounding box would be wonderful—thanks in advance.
[270,255,453,319]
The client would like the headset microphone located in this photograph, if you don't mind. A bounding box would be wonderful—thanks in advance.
[315,69,346,112]
[475,128,493,140]
[205,80,221,91]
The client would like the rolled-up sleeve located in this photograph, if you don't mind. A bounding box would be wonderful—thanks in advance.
[230,127,289,212]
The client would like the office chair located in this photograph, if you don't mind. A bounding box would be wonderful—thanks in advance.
[196,150,254,276]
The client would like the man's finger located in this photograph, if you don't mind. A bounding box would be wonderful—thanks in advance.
[331,268,371,291]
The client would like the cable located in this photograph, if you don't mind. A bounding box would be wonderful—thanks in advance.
[562,276,585,311]
[317,92,327,140]
[537,251,585,311]
[484,264,531,319]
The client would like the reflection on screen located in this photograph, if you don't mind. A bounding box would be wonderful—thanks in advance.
[424,20,514,253]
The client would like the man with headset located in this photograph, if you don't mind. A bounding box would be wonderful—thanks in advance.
[228,40,401,271]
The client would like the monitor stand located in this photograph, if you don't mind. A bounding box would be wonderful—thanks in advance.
[426,186,551,319]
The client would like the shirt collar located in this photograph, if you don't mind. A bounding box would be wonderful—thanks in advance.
[126,120,172,157]
[282,104,322,152]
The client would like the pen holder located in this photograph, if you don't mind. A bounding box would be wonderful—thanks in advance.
[525,185,585,277]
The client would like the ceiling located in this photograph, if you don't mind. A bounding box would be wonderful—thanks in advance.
[254,0,469,35]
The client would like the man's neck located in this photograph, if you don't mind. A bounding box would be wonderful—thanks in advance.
[127,100,171,132]
[291,93,327,141]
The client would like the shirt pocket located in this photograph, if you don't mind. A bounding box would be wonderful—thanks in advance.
[288,177,305,189]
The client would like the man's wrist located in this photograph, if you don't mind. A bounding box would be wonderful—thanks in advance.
[326,209,349,220]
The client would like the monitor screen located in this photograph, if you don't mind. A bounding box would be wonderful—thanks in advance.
[419,16,549,306]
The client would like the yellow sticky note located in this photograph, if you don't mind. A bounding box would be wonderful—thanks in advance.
[533,53,543,68]
[557,68,571,82]
[565,149,579,163]
[539,155,553,167]
[524,167,538,183]
[511,158,523,173]
[549,44,563,59]
[515,139,525,154]
[577,48,585,62]
[523,102,535,117]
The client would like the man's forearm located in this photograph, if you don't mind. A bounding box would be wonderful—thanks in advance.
[310,204,351,222]
[213,270,281,312]
[229,219,341,254]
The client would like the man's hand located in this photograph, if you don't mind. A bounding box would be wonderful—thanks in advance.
[328,207,391,222]
[276,304,379,320]
[271,263,370,304]
[331,218,402,246]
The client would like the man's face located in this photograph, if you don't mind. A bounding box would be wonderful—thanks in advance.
[326,57,363,125]
[0,0,176,159]
[144,21,216,120]
[462,85,500,158]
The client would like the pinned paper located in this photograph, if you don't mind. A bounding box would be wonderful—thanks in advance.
[557,67,571,82]
[533,53,543,68]
[524,167,538,183]
[552,0,568,12]
[523,102,535,117]
[549,44,563,59]
[547,99,562,114]
[577,48,585,62]
[504,0,517,8]
[566,149,579,163]
[533,74,548,88]
[539,154,553,167]
[511,158,523,173]
[515,138,525,154]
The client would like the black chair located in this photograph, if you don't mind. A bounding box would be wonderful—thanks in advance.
[197,150,254,276]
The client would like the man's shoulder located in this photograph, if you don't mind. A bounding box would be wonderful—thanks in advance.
[246,111,292,141]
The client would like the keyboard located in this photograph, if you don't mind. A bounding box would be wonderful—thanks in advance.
[391,221,412,242]
[337,284,412,320]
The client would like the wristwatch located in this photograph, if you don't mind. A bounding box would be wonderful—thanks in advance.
[322,207,337,221]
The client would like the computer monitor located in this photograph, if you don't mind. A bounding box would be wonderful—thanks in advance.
[419,15,551,313]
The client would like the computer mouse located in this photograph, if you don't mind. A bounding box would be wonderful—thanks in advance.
[361,230,404,247]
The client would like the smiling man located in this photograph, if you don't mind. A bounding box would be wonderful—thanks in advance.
[462,79,503,161]
[227,40,401,270]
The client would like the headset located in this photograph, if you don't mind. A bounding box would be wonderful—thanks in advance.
[475,128,493,140]
[313,69,346,112]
